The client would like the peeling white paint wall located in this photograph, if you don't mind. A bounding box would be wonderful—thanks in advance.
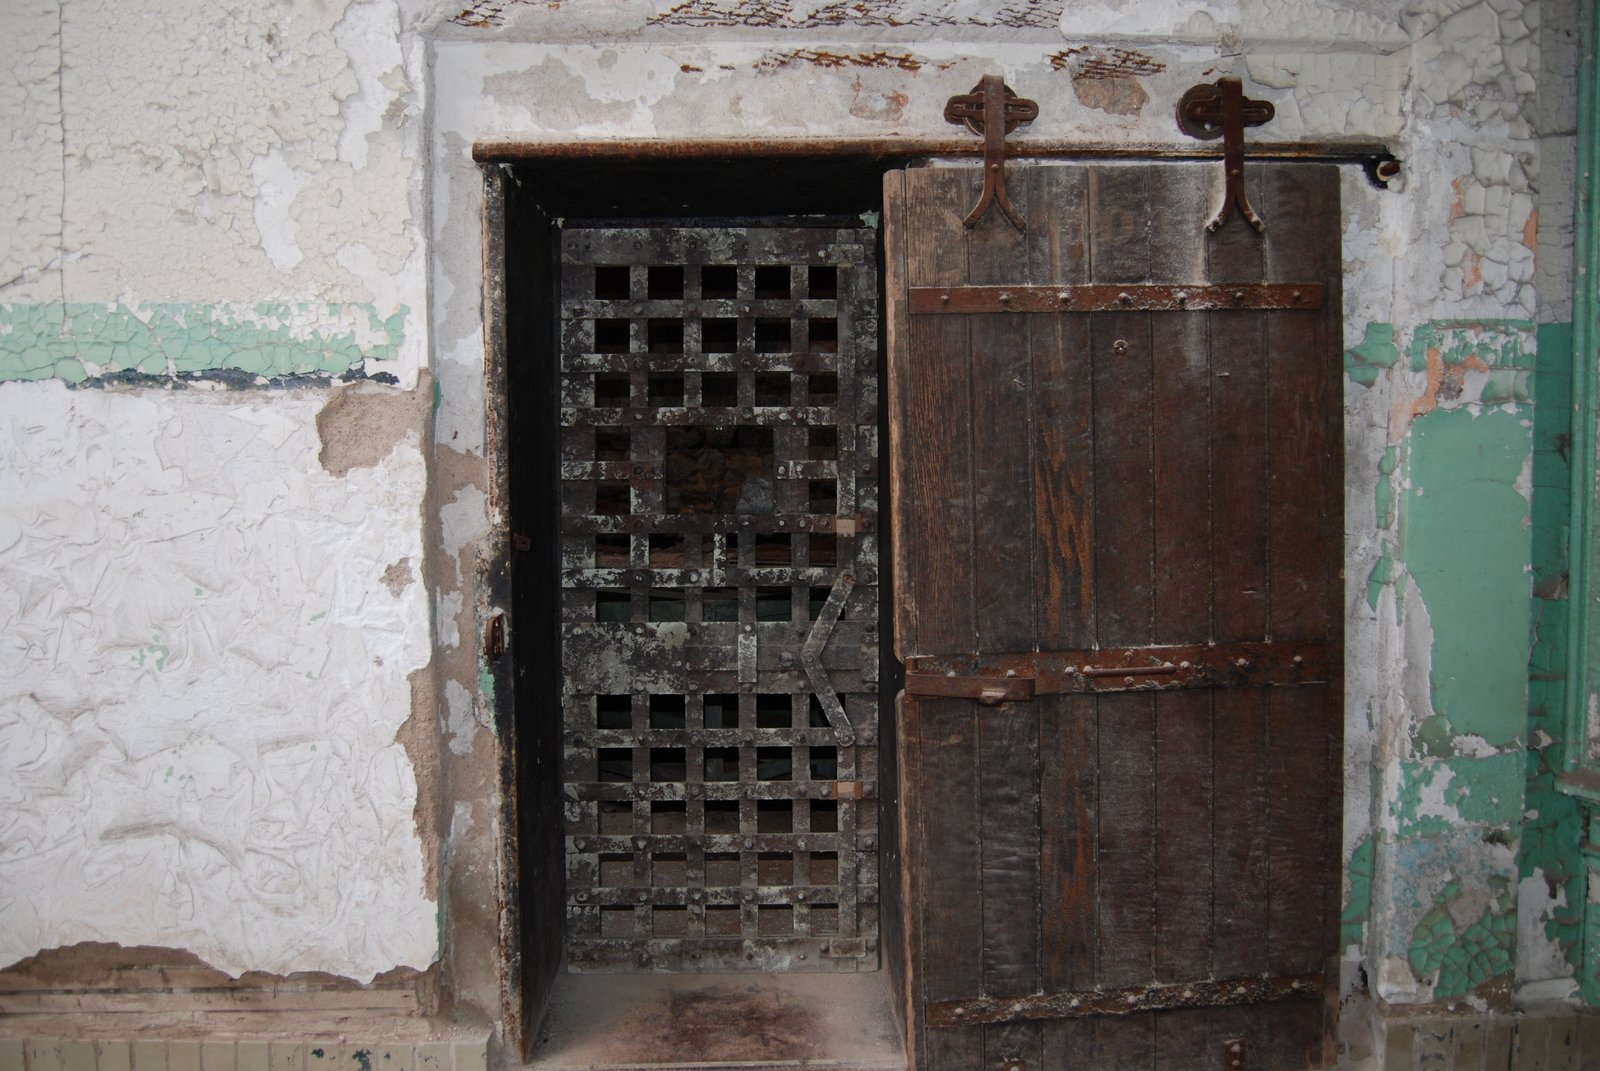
[0,0,1581,1032]
[0,382,435,979]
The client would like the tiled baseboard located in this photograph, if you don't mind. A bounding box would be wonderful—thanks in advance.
[0,1039,489,1071]
[1373,1010,1600,1070]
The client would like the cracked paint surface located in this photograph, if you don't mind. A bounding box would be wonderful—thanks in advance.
[0,303,405,383]
[0,382,436,978]
[0,0,1584,1028]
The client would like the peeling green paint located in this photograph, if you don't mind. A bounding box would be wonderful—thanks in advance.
[1346,321,1401,387]
[1376,476,1398,531]
[1342,836,1375,949]
[0,303,406,382]
[1408,883,1517,998]
[1407,320,1536,374]
[1404,407,1531,746]
[1366,545,1399,611]
[1393,753,1525,837]
[479,668,496,704]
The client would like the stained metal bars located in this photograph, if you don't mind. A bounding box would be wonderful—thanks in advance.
[557,225,881,972]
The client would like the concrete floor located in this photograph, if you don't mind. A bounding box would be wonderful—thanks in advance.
[527,970,905,1070]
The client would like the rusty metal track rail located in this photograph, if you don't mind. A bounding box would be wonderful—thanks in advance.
[474,137,1402,187]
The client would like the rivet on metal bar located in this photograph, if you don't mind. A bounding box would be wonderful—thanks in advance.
[943,74,1039,231]
[1177,77,1275,233]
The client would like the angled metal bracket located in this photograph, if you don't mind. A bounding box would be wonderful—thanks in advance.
[944,74,1039,231]
[1178,77,1275,233]
[802,571,856,744]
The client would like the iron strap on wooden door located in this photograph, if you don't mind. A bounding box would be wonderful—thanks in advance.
[885,161,1343,1071]
[904,640,1328,704]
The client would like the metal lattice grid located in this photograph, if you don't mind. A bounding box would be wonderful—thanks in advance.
[557,225,881,973]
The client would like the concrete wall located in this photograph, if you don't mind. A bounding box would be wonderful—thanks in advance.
[0,0,1589,1061]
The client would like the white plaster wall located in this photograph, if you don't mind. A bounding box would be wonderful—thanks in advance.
[0,382,436,979]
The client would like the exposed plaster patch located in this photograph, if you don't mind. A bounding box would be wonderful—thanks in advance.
[1516,873,1579,988]
[438,589,465,649]
[383,558,416,596]
[1054,47,1164,116]
[250,151,311,274]
[316,371,433,477]
[397,666,443,898]
[444,678,478,756]
[439,485,490,588]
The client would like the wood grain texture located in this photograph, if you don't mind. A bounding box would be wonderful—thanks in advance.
[968,170,1037,656]
[895,168,977,658]
[917,697,984,1071]
[1026,166,1095,652]
[885,162,1343,1071]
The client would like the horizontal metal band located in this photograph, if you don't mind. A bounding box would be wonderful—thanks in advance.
[565,780,878,802]
[927,973,1324,1028]
[909,283,1325,314]
[904,640,1327,702]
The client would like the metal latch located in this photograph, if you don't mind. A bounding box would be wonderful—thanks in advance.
[944,73,1038,230]
[1178,77,1275,233]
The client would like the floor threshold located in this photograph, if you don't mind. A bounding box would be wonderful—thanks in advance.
[526,971,905,1070]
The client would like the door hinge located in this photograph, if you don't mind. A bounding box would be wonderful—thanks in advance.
[1224,1038,1247,1071]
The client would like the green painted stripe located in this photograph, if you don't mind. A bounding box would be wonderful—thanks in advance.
[0,303,406,383]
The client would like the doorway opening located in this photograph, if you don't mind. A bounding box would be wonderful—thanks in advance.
[493,154,905,1065]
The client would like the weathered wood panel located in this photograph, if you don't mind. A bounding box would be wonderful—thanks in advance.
[887,161,1342,1071]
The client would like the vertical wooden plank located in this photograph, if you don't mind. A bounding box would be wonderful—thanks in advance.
[1259,165,1343,1070]
[1146,164,1220,1070]
[1207,165,1269,642]
[1153,689,1215,1065]
[1266,683,1332,971]
[1095,690,1157,1071]
[968,165,1036,657]
[1087,164,1157,1071]
[894,691,925,1071]
[970,159,1049,1071]
[1041,693,1099,1070]
[896,167,978,658]
[1150,165,1217,647]
[1088,167,1155,650]
[1029,165,1101,1070]
[1029,165,1095,651]
[1261,165,1335,643]
[884,169,918,660]
[918,695,985,1071]
[1204,164,1273,1063]
[979,704,1043,1071]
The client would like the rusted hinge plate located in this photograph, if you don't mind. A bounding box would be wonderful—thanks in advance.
[904,640,1327,702]
[926,972,1322,1028]
[1224,1038,1248,1071]
[909,283,1324,315]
